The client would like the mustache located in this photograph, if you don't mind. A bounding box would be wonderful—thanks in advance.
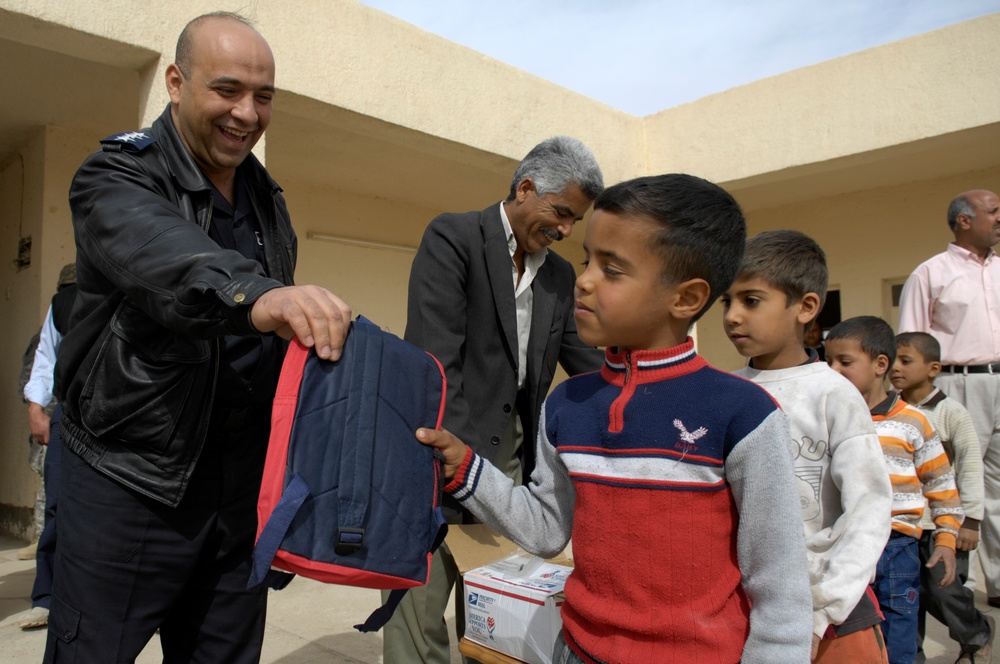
[541,227,563,242]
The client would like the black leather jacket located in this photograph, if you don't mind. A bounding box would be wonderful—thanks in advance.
[55,105,296,507]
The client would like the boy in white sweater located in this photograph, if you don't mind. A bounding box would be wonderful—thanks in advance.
[721,229,893,663]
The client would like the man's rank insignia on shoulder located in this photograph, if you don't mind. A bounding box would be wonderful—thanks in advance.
[100,131,157,153]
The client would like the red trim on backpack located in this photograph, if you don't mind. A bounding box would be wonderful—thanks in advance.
[255,338,309,545]
[268,549,428,590]
[427,351,447,430]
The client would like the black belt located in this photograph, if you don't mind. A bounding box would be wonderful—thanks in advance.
[942,363,1000,375]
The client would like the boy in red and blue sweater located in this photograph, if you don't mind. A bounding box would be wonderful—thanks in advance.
[418,174,813,663]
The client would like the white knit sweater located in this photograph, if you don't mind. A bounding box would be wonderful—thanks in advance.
[912,387,984,528]
[735,361,892,637]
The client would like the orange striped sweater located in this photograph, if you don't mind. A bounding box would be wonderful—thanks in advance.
[871,393,963,549]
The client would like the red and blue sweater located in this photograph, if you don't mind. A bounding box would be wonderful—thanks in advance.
[447,340,812,663]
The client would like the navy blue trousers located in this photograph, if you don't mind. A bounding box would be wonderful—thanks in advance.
[44,405,271,664]
[31,405,62,610]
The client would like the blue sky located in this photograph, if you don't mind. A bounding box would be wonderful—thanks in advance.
[358,0,999,115]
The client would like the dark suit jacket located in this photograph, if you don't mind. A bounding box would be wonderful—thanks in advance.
[405,203,603,502]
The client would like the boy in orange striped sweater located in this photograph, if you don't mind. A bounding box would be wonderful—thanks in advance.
[826,316,963,664]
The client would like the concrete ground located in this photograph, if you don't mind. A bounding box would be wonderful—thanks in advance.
[0,533,994,663]
[0,535,460,663]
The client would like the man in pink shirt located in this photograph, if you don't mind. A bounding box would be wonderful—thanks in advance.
[899,188,1000,610]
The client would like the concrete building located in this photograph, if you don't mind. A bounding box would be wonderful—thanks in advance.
[0,1,997,539]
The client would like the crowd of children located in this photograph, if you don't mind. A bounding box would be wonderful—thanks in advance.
[417,173,993,664]
[826,316,963,663]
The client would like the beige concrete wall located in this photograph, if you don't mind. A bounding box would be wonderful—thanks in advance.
[38,127,89,303]
[0,127,90,537]
[2,1,994,186]
[0,143,41,531]
[256,1,641,183]
[0,8,147,535]
[0,0,642,182]
[644,13,1000,184]
[282,180,431,336]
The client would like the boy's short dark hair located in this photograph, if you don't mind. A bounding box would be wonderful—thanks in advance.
[895,332,942,364]
[739,230,828,307]
[594,174,745,322]
[826,316,896,367]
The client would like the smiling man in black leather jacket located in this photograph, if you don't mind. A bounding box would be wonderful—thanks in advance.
[46,12,351,663]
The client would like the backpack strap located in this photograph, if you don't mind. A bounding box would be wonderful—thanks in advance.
[248,472,311,588]
[351,317,451,633]
[354,505,449,633]
[248,336,315,589]
[335,318,383,555]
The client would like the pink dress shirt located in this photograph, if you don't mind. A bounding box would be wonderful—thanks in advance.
[898,243,1000,365]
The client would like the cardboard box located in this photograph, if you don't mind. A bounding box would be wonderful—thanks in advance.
[446,524,574,574]
[448,525,573,664]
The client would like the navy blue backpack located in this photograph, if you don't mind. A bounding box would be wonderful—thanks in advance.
[249,316,448,632]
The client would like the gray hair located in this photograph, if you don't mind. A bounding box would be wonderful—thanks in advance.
[947,194,976,231]
[506,136,603,201]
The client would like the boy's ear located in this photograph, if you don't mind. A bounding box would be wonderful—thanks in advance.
[671,278,711,320]
[928,360,942,379]
[875,354,890,378]
[795,292,822,325]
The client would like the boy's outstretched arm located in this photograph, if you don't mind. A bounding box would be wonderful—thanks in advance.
[416,427,467,479]
[416,407,575,559]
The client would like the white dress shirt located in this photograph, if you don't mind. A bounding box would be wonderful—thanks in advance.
[24,305,61,407]
[499,202,548,390]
